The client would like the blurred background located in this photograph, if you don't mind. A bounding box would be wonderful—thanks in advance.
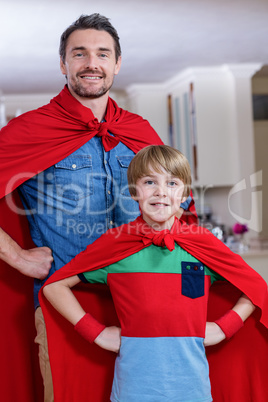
[1,0,268,278]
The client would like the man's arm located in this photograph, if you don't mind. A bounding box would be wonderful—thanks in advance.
[0,227,53,279]
[179,193,199,225]
[204,294,256,346]
[43,275,121,353]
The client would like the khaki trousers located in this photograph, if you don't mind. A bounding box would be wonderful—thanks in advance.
[35,307,54,402]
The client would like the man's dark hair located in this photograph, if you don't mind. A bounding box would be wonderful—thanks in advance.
[59,13,121,63]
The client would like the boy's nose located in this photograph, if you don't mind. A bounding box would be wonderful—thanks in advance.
[154,185,167,197]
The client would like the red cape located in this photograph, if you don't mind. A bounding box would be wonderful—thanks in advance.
[0,88,197,401]
[40,217,268,402]
[0,84,197,224]
[0,194,44,402]
[0,85,163,197]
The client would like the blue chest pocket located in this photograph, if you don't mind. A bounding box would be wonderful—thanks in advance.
[117,156,134,197]
[181,262,205,299]
[54,156,93,201]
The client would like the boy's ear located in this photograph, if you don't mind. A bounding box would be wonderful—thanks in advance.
[131,194,138,202]
[129,184,139,202]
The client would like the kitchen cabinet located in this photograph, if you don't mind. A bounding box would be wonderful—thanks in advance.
[240,250,268,283]
[127,64,261,189]
[167,65,261,188]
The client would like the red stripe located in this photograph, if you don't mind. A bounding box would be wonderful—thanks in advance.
[108,273,211,337]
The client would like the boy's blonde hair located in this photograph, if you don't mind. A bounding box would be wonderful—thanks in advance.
[127,145,192,198]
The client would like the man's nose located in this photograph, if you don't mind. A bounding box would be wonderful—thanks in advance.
[84,55,98,70]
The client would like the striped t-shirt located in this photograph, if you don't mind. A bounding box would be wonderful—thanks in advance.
[79,243,223,402]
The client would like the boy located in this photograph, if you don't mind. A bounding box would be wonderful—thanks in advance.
[41,145,268,402]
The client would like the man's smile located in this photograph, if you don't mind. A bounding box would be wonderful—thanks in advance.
[77,69,104,80]
[80,75,102,80]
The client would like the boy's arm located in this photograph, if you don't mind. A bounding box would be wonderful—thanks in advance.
[180,192,199,225]
[204,294,255,347]
[43,276,121,353]
[43,275,87,324]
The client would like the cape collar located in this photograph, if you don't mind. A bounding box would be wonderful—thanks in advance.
[52,85,121,151]
[131,215,182,251]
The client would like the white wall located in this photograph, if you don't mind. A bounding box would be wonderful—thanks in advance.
[3,93,57,121]
[124,64,264,238]
[126,84,169,144]
[2,64,266,239]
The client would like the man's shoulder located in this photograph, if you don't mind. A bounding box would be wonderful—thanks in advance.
[101,220,137,239]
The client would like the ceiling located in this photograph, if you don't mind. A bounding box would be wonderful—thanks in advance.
[1,0,268,95]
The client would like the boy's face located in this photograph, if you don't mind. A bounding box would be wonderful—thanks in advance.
[133,167,186,231]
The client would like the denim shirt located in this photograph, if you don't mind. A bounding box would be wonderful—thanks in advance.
[18,136,192,308]
[19,136,141,307]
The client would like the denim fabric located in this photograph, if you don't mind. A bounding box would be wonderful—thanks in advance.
[18,136,140,308]
[19,136,192,308]
[180,195,192,211]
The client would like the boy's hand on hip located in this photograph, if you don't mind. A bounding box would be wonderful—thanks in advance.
[94,326,121,353]
[204,322,226,347]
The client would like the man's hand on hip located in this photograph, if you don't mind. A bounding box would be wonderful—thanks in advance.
[17,247,53,279]
[0,227,53,279]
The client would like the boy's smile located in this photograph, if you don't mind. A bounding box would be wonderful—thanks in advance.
[134,167,186,231]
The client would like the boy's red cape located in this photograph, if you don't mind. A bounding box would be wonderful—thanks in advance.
[40,216,268,402]
[0,87,197,402]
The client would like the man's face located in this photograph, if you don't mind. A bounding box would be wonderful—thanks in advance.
[60,29,121,100]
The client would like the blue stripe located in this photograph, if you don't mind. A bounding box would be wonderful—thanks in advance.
[111,336,212,402]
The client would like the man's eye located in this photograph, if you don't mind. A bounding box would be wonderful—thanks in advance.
[99,53,108,58]
[74,53,84,57]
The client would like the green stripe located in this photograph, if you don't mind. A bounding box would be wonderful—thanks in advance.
[82,267,108,284]
[82,244,224,284]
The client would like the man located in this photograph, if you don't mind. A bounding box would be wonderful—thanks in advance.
[0,14,196,402]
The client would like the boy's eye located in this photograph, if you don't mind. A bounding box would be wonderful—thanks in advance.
[168,181,177,186]
[145,180,154,185]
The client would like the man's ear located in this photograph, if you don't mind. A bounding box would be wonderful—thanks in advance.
[60,57,67,76]
[114,55,122,76]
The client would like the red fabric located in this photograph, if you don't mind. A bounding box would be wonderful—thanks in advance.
[74,313,106,343]
[107,272,211,337]
[0,85,197,226]
[215,309,244,340]
[207,282,268,402]
[0,87,197,401]
[40,216,268,402]
[0,193,44,402]
[0,85,163,198]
